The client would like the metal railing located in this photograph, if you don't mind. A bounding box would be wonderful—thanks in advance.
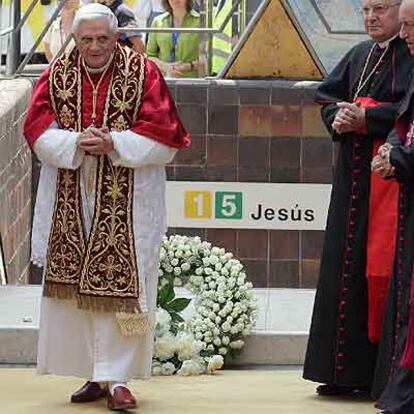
[0,0,246,77]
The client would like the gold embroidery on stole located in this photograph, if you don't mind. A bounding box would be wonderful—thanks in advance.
[44,46,148,325]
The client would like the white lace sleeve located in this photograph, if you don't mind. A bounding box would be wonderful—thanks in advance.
[34,121,85,169]
[109,130,177,168]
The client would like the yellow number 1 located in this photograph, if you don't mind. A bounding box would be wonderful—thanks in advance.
[184,191,212,219]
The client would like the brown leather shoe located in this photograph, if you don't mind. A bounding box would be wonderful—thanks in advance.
[107,386,137,411]
[71,381,108,403]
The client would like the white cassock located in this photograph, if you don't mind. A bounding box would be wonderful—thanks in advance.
[32,121,176,382]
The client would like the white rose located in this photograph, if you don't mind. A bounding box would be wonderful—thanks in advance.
[174,277,183,287]
[229,340,245,350]
[202,257,210,266]
[211,271,219,279]
[209,255,219,265]
[206,355,224,374]
[217,282,226,291]
[204,267,213,275]
[220,268,229,277]
[215,263,223,271]
[177,359,206,376]
[155,308,172,337]
[213,337,222,346]
[181,262,191,272]
[176,332,201,361]
[174,267,182,276]
[222,336,230,345]
[152,362,162,376]
[218,309,227,318]
[161,362,176,376]
[154,332,176,361]
[211,247,221,255]
[206,344,215,352]
[159,248,167,260]
[208,281,216,289]
[221,322,231,332]
[190,275,203,286]
[195,267,204,276]
[215,316,222,324]
[218,347,228,355]
[175,250,183,258]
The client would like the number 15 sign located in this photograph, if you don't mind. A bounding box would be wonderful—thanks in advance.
[165,181,331,231]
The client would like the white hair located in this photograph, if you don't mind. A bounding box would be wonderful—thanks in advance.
[71,3,118,35]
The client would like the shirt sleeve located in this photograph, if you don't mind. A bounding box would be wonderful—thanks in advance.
[134,0,151,27]
[43,24,52,45]
[109,130,177,168]
[146,18,159,57]
[33,122,84,170]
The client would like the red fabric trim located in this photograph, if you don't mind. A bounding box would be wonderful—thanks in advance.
[367,275,391,343]
[23,51,191,150]
[130,59,191,149]
[23,66,56,148]
[357,97,399,344]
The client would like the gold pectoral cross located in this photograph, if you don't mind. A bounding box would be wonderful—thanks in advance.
[92,89,98,123]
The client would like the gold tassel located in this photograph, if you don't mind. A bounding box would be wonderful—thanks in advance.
[116,310,152,336]
[77,295,138,313]
[43,283,78,300]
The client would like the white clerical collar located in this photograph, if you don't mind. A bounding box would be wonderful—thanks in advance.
[377,34,399,49]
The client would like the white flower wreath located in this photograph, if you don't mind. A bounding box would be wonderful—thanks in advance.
[152,235,258,376]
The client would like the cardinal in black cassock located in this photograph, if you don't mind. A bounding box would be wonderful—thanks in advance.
[303,2,414,396]
[370,3,414,412]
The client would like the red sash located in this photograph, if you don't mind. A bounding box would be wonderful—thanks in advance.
[355,97,399,344]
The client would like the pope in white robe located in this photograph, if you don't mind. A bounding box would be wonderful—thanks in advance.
[23,4,190,410]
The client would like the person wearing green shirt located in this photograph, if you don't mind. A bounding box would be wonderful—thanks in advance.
[146,0,200,77]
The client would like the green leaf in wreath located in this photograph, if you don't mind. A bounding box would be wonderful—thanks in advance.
[166,298,192,313]
[171,313,184,323]
[158,282,175,306]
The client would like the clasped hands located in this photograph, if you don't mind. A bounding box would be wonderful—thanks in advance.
[371,143,395,178]
[77,126,114,156]
[332,102,366,134]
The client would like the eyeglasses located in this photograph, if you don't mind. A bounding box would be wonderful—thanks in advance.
[361,2,401,16]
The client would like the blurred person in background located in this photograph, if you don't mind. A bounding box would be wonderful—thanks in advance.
[146,0,199,77]
[96,0,145,52]
[135,0,165,29]
[43,0,81,62]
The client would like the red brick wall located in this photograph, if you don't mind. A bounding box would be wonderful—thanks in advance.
[166,79,330,289]
[0,80,33,284]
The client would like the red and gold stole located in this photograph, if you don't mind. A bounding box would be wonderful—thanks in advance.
[44,44,146,317]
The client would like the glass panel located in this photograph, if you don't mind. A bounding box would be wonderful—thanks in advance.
[286,0,367,72]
